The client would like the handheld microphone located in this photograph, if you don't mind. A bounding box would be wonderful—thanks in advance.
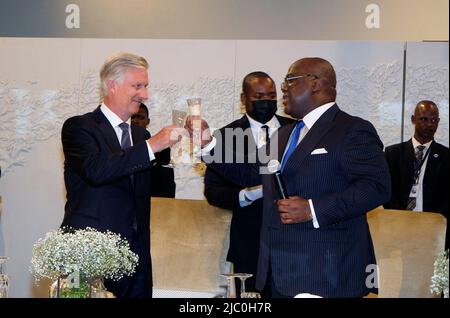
[267,160,288,199]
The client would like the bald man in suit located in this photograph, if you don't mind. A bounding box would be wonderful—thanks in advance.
[384,100,448,248]
[204,72,293,296]
[189,57,390,297]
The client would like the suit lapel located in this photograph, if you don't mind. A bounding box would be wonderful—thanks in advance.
[424,141,440,181]
[92,106,122,152]
[235,116,258,156]
[404,140,415,178]
[130,125,148,189]
[236,115,250,130]
[277,122,296,162]
[246,119,259,153]
[131,124,147,144]
[276,115,294,127]
[283,104,339,170]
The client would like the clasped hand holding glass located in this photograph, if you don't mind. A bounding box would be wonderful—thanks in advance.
[184,115,212,149]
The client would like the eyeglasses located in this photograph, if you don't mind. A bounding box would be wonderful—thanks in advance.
[282,74,318,88]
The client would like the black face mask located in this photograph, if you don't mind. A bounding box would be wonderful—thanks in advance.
[247,99,277,124]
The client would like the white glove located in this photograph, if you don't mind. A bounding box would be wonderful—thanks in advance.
[239,185,263,207]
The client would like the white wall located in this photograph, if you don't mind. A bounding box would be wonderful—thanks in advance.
[0,39,448,297]
[404,42,449,143]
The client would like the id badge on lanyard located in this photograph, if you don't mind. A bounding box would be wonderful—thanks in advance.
[409,183,419,198]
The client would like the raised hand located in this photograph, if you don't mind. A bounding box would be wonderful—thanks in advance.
[147,124,184,153]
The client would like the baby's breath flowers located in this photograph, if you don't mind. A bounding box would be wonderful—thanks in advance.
[31,227,139,282]
[430,250,449,298]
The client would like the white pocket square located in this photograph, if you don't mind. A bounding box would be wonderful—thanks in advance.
[311,148,328,155]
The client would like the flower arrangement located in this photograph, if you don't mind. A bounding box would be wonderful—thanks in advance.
[430,250,449,298]
[31,227,139,283]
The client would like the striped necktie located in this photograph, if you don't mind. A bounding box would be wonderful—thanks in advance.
[406,145,426,210]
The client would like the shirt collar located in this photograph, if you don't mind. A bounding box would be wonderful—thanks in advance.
[100,103,131,128]
[412,136,433,150]
[302,102,335,130]
[246,113,280,131]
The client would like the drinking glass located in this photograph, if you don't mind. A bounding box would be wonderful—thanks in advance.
[187,97,201,116]
[220,272,260,298]
[233,273,253,297]
[234,273,261,298]
[0,256,9,298]
[186,98,202,156]
[220,273,241,298]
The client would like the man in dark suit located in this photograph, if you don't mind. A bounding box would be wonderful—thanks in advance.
[189,57,391,297]
[384,100,448,247]
[204,72,293,297]
[61,52,180,298]
[132,103,176,198]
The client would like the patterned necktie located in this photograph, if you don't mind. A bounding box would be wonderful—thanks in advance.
[406,145,426,210]
[406,195,417,211]
[414,145,426,170]
[119,122,131,149]
[281,120,305,171]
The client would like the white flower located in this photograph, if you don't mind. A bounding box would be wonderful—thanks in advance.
[30,228,139,282]
[430,250,449,298]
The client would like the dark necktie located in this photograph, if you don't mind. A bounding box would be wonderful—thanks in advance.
[261,125,269,145]
[414,145,426,172]
[281,120,305,171]
[406,145,426,210]
[119,122,137,230]
[119,122,131,150]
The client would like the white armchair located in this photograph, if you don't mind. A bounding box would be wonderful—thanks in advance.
[367,208,447,298]
[150,197,232,298]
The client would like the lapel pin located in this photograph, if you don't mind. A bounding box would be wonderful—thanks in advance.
[434,154,438,158]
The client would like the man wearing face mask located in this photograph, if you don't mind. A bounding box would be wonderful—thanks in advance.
[204,72,293,297]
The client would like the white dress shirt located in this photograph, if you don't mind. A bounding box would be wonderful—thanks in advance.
[100,103,155,161]
[246,114,281,148]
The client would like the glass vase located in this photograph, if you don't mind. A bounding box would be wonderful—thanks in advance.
[50,274,89,298]
[88,276,112,298]
[49,273,111,298]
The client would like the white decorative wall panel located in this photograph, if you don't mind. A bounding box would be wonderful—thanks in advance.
[0,39,448,297]
[0,38,82,297]
[404,42,449,146]
[235,41,405,148]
